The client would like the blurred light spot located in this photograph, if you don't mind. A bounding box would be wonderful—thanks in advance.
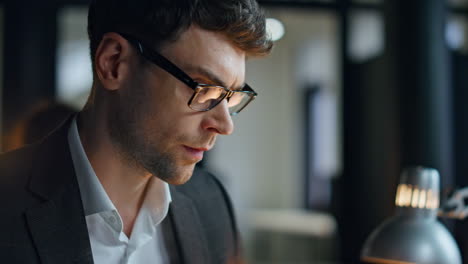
[266,18,285,42]
[349,10,384,62]
[446,18,466,51]
[56,7,92,109]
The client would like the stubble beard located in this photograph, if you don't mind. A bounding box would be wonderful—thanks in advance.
[108,97,181,184]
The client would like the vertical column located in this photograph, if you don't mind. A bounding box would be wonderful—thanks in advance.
[2,0,57,141]
[392,0,453,187]
[451,23,468,264]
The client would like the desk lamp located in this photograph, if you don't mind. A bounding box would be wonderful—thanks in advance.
[360,166,461,264]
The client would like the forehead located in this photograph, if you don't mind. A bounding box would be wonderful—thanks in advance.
[159,26,246,87]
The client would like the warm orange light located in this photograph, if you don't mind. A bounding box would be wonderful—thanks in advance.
[395,184,403,205]
[418,190,426,208]
[395,184,439,209]
[411,188,420,208]
[395,184,413,207]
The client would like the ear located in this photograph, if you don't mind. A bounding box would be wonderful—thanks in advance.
[94,32,133,91]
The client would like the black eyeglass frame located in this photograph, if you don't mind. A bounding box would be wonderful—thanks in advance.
[119,33,257,115]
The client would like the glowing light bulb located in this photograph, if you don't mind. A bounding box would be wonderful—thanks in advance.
[266,18,285,42]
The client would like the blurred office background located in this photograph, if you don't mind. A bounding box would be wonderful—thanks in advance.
[2,0,468,263]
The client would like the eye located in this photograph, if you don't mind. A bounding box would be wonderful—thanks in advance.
[196,86,225,103]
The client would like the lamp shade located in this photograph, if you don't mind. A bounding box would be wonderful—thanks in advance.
[361,167,461,264]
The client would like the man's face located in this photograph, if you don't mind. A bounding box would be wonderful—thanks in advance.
[109,26,245,184]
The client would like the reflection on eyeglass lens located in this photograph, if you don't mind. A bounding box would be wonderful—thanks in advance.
[196,87,225,104]
[228,92,245,107]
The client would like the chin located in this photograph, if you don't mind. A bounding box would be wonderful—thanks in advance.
[165,165,196,185]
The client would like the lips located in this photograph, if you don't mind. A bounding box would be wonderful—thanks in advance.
[183,146,208,161]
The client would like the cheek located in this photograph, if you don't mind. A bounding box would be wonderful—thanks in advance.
[150,77,192,114]
[173,82,194,109]
[138,77,204,141]
[152,115,205,154]
[141,104,193,144]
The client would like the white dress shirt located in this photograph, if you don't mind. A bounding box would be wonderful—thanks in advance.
[68,117,172,264]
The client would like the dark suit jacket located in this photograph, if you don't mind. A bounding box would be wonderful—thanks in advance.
[0,118,241,263]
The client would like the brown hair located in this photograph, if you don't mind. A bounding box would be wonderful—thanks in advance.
[87,0,273,62]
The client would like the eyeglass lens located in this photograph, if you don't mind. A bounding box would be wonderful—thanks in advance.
[190,86,253,114]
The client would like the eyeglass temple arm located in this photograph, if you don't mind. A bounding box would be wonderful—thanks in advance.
[122,34,199,90]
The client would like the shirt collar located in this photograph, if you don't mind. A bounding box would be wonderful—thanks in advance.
[67,115,172,226]
[68,115,114,216]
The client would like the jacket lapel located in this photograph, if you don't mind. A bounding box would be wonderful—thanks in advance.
[169,187,210,264]
[25,187,93,264]
[24,117,93,264]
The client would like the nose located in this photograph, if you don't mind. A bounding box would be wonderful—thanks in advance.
[201,100,234,135]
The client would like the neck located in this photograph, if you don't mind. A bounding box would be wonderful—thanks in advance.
[77,107,152,236]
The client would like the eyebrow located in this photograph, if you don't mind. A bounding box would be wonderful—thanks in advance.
[184,65,245,90]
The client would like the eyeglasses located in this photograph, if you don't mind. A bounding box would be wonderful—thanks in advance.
[120,33,257,116]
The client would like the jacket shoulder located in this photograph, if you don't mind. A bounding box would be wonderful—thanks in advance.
[173,166,241,262]
[175,167,236,216]
[0,143,43,208]
[0,144,40,187]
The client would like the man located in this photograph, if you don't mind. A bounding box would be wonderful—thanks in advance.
[0,0,272,263]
